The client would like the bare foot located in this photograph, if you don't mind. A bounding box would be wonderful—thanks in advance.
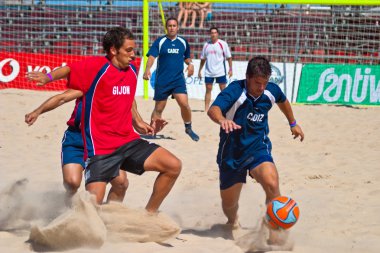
[226,218,241,230]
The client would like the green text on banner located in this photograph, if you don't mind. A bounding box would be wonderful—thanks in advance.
[297,64,380,106]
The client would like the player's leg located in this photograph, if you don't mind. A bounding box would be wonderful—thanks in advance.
[216,75,227,93]
[62,163,83,196]
[248,162,280,204]
[86,182,107,204]
[84,153,121,205]
[219,165,247,227]
[249,161,286,245]
[173,93,192,123]
[173,93,200,141]
[151,100,168,122]
[107,170,129,202]
[204,82,213,112]
[219,83,226,91]
[220,183,243,227]
[143,147,182,212]
[61,128,85,198]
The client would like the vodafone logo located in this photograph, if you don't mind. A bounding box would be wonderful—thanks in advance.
[0,55,67,84]
[0,58,20,83]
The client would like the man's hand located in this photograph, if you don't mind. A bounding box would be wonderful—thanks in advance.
[134,120,155,136]
[150,118,168,134]
[228,69,233,78]
[291,125,304,142]
[143,70,151,80]
[25,111,39,126]
[25,71,50,86]
[186,64,194,77]
[198,71,202,79]
[219,119,241,134]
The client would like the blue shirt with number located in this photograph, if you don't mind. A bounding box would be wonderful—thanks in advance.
[212,79,287,171]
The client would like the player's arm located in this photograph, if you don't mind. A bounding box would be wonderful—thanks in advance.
[227,57,233,77]
[207,105,241,134]
[184,58,194,77]
[198,58,206,78]
[25,89,83,126]
[26,66,71,86]
[143,56,156,80]
[277,99,304,141]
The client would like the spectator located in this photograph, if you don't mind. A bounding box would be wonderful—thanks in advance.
[189,2,211,28]
[205,3,213,22]
[177,2,185,26]
[181,2,193,28]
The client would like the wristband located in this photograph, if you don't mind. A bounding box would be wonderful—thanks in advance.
[47,73,53,81]
[289,120,297,128]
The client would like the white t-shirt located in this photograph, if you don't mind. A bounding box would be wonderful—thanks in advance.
[200,39,232,78]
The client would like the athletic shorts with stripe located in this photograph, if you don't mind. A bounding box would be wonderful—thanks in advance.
[61,127,85,169]
[84,139,160,185]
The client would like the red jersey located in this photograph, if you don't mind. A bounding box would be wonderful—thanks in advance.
[68,56,139,157]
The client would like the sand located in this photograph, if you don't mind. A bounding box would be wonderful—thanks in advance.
[0,88,379,253]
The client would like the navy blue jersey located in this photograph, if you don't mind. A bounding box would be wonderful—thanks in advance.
[147,35,190,86]
[212,80,286,171]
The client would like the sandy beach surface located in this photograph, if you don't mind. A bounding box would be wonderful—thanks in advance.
[1,88,379,253]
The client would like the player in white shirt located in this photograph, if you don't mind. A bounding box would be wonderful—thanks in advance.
[198,27,233,111]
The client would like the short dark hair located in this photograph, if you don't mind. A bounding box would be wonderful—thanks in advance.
[246,56,272,78]
[209,27,219,33]
[166,17,178,27]
[102,26,134,54]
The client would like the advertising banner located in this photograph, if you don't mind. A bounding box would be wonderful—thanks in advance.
[0,52,85,91]
[297,64,380,106]
[0,52,141,91]
[137,60,302,102]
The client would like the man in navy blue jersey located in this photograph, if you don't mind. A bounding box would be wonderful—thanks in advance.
[208,56,304,243]
[143,17,199,141]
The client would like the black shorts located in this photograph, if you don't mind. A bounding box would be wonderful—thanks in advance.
[84,139,160,185]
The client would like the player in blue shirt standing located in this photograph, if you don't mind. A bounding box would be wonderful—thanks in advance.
[208,56,304,245]
[143,17,199,141]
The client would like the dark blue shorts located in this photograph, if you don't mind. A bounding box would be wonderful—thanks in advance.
[154,82,187,101]
[219,154,274,190]
[61,127,85,169]
[84,139,160,185]
[205,75,227,85]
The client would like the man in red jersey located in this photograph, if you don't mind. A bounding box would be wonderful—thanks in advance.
[36,27,181,212]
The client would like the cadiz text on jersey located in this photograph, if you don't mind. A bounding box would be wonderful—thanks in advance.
[247,113,264,122]
[168,48,179,54]
[112,86,131,95]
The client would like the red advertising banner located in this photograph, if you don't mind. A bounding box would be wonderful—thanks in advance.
[0,52,141,91]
